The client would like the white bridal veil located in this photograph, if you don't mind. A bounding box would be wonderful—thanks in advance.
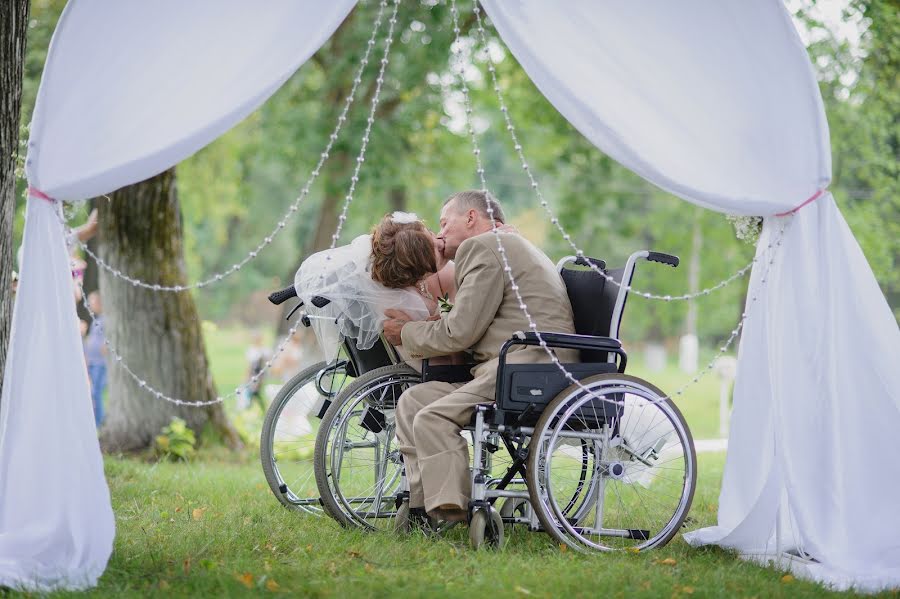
[294,234,430,361]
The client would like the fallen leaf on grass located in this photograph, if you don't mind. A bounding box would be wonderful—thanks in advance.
[174,506,182,513]
[657,558,678,566]
[515,585,532,595]
[679,586,694,594]
[182,558,191,576]
[266,579,280,592]
[235,573,254,588]
[781,574,795,583]
[559,544,568,553]
[347,550,361,558]
[626,547,641,554]
[192,507,207,521]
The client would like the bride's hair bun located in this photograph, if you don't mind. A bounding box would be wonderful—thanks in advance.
[371,214,437,289]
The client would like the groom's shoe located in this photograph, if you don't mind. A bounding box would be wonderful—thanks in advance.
[408,507,434,530]
[429,505,469,524]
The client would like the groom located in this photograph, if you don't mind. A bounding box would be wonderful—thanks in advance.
[383,190,577,523]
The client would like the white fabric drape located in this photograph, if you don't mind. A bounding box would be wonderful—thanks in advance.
[1,0,355,590]
[482,0,900,591]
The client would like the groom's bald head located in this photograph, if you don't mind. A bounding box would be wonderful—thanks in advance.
[442,190,505,225]
[438,190,506,259]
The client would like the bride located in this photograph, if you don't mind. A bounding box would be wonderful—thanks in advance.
[294,211,460,366]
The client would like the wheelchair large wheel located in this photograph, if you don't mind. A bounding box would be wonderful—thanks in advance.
[314,364,421,529]
[260,361,351,514]
[528,373,696,552]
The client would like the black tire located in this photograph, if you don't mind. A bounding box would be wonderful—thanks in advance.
[260,361,350,513]
[528,373,696,552]
[314,363,421,529]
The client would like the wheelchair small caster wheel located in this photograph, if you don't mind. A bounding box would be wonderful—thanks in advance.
[394,501,410,534]
[469,508,504,550]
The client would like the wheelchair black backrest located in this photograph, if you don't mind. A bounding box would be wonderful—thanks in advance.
[559,257,633,363]
[341,338,395,378]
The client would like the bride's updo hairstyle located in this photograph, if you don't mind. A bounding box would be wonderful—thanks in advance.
[371,214,437,289]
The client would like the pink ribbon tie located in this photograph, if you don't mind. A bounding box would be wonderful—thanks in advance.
[775,188,825,217]
[27,186,56,203]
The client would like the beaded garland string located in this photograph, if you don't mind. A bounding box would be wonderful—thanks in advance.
[64,0,393,293]
[71,0,402,407]
[449,0,789,406]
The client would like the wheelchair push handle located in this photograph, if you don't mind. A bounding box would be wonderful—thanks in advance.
[646,252,679,268]
[267,285,332,309]
[268,285,298,305]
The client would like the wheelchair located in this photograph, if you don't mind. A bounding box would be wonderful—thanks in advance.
[260,288,406,516]
[311,250,697,551]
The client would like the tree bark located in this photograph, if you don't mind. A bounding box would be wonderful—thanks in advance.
[97,169,240,452]
[389,186,406,213]
[0,0,29,400]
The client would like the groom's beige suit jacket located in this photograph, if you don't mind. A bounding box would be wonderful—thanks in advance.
[400,231,577,398]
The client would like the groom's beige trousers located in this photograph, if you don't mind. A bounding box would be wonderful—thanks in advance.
[396,232,577,513]
[395,348,576,512]
[395,379,482,511]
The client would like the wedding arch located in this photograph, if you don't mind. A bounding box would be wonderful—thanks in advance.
[1,0,898,592]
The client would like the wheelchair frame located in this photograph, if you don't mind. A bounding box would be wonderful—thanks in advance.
[266,249,696,551]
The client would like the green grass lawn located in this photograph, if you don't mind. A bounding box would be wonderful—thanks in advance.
[93,326,877,597]
[19,450,886,598]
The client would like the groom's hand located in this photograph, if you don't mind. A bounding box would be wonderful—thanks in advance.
[383,309,413,345]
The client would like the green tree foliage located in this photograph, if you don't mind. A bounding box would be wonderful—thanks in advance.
[15,0,897,340]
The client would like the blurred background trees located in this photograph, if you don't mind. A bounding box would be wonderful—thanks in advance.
[5,0,897,447]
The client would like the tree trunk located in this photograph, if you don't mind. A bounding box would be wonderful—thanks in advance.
[97,169,240,452]
[389,186,406,212]
[0,0,29,400]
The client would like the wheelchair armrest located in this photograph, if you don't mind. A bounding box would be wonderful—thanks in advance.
[512,331,621,352]
[499,331,626,372]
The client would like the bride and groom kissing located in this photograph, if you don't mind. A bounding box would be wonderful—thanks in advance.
[371,189,578,525]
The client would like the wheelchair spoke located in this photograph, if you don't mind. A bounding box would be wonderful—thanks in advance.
[316,367,421,530]
[529,375,696,552]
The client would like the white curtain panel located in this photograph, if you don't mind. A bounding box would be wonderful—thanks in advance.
[1,0,356,590]
[482,0,900,591]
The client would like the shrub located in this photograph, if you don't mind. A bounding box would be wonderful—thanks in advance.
[155,417,197,461]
